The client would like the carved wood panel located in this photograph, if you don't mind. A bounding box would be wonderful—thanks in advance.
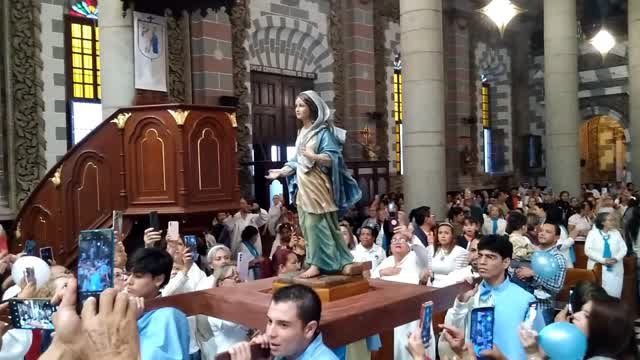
[125,115,178,206]
[185,112,236,204]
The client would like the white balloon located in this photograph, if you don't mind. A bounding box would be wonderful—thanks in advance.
[11,256,51,288]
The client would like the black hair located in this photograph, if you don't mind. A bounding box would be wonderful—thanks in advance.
[272,284,321,326]
[463,216,478,226]
[297,92,319,122]
[624,205,640,255]
[593,212,609,230]
[545,205,564,225]
[559,191,569,197]
[477,234,512,260]
[569,281,609,315]
[410,206,431,226]
[127,247,173,288]
[505,211,527,234]
[359,225,378,239]
[448,206,464,221]
[580,200,593,212]
[241,225,259,242]
[541,222,561,236]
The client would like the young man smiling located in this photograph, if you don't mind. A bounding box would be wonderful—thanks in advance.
[228,284,338,360]
[438,235,545,360]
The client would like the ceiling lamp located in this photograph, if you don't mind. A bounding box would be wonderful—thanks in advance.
[590,28,616,56]
[477,0,525,36]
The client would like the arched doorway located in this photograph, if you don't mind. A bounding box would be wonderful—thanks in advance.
[580,116,627,184]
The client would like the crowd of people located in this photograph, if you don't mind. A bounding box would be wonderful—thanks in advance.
[0,181,638,359]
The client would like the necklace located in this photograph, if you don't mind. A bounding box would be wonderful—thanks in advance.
[438,247,452,261]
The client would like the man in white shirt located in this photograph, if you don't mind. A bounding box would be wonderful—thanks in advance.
[226,198,268,256]
[352,226,386,269]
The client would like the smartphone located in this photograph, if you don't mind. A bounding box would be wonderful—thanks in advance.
[23,267,35,285]
[113,210,123,236]
[568,289,574,314]
[168,221,180,240]
[77,229,115,304]
[215,344,271,360]
[39,247,54,264]
[470,306,495,358]
[183,235,198,261]
[8,298,57,330]
[420,301,433,347]
[24,239,37,256]
[149,211,160,231]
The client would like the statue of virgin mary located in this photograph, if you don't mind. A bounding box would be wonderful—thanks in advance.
[266,90,362,278]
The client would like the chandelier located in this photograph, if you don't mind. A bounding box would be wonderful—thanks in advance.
[477,0,525,36]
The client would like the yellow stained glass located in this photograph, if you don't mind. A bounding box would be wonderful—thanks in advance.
[95,27,99,40]
[74,84,83,97]
[82,40,92,54]
[83,55,92,69]
[84,85,94,98]
[82,25,92,40]
[71,24,82,38]
[96,57,100,70]
[71,54,81,67]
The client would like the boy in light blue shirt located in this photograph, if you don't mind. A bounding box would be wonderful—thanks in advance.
[438,235,545,360]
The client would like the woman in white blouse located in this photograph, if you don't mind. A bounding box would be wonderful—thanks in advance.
[568,201,594,242]
[371,232,433,360]
[427,222,468,288]
[585,212,627,298]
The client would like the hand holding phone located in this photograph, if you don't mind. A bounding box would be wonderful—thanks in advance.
[420,301,433,348]
[8,298,57,330]
[77,229,115,304]
[183,235,198,261]
[149,211,160,231]
[39,247,54,265]
[168,221,180,241]
[24,240,37,257]
[470,306,495,357]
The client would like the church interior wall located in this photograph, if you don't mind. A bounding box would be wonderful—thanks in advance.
[40,2,68,170]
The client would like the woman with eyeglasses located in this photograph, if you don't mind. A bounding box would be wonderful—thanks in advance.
[371,232,433,360]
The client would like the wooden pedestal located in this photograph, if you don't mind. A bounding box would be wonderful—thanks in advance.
[273,274,371,303]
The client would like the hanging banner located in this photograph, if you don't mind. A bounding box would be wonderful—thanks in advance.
[133,11,167,91]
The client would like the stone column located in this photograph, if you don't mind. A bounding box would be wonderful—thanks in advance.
[629,1,640,186]
[543,0,580,195]
[99,2,135,119]
[399,0,446,218]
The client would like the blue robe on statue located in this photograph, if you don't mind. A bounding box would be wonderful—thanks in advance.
[138,307,191,360]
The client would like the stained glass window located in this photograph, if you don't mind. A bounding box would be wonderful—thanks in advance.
[393,53,403,175]
[68,18,100,100]
[70,0,99,20]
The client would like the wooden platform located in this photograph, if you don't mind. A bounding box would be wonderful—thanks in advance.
[273,274,370,303]
[147,277,472,349]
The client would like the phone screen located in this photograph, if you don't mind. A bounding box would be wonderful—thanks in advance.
[149,211,159,231]
[23,267,36,285]
[9,298,57,330]
[470,306,494,357]
[168,221,180,240]
[568,289,574,314]
[39,247,54,264]
[184,235,198,260]
[420,301,433,347]
[24,240,37,256]
[77,229,115,303]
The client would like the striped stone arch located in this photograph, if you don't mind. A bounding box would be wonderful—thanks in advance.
[581,105,631,164]
[247,14,334,106]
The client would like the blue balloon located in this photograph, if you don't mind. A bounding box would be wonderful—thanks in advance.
[538,322,587,360]
[531,251,560,279]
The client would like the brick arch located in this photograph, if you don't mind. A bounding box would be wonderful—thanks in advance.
[249,16,333,74]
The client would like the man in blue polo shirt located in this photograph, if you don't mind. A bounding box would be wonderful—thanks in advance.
[438,235,545,360]
[228,284,338,360]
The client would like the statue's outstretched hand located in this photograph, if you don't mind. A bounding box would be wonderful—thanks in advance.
[266,169,281,180]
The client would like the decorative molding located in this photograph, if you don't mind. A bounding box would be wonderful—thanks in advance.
[229,0,252,196]
[50,165,62,187]
[225,112,237,128]
[168,109,190,126]
[166,12,186,103]
[11,0,46,207]
[373,1,389,161]
[328,0,344,128]
[111,112,132,129]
